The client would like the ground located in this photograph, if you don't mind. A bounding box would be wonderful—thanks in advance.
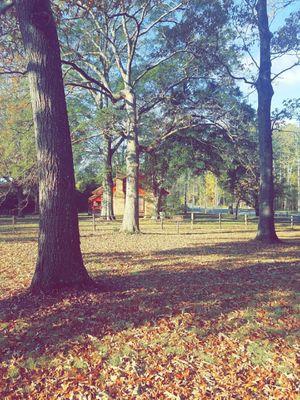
[0,216,299,399]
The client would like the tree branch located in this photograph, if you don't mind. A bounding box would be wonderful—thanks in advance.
[65,82,104,94]
[133,49,186,86]
[0,69,27,75]
[62,60,115,100]
[72,134,99,145]
[222,62,256,86]
[140,2,184,36]
[271,61,300,82]
[141,121,204,153]
[112,135,126,154]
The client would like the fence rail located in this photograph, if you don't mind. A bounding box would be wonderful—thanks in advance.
[0,212,299,235]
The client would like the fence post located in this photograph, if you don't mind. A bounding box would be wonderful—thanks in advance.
[12,215,16,232]
[245,214,248,227]
[191,212,194,230]
[159,212,165,231]
[219,213,222,229]
[92,213,96,232]
[291,215,294,229]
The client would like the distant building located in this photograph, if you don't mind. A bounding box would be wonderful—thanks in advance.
[88,174,168,217]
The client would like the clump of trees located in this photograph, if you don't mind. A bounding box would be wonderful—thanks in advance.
[0,77,37,215]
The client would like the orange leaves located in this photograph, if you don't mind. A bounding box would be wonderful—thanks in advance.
[0,219,299,398]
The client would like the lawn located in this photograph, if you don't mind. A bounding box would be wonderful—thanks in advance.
[0,216,299,399]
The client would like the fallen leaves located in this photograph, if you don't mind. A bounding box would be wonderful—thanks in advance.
[0,218,299,399]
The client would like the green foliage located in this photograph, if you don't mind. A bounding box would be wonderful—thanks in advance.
[0,77,35,182]
[273,124,300,211]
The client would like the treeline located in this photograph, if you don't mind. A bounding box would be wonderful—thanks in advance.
[1,77,298,217]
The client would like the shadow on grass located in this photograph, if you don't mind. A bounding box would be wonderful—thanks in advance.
[0,239,298,365]
[83,238,300,267]
[0,234,38,243]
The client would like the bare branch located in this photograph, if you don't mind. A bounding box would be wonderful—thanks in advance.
[72,134,99,145]
[222,62,256,86]
[140,2,184,36]
[0,68,27,75]
[141,121,204,153]
[112,135,126,154]
[133,49,186,86]
[271,60,300,82]
[65,82,103,94]
[62,60,115,100]
[138,75,194,115]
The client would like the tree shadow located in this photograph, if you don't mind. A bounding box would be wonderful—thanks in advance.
[0,239,298,365]
[0,234,38,243]
[84,238,300,269]
[152,238,300,257]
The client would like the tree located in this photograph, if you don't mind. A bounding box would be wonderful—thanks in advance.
[222,0,300,242]
[94,107,125,220]
[142,141,194,218]
[67,92,125,219]
[12,0,92,292]
[220,140,260,218]
[273,124,300,212]
[59,0,228,233]
[139,61,257,215]
[255,0,277,241]
[0,76,37,215]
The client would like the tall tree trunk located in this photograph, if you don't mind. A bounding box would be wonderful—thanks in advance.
[285,164,292,211]
[153,195,160,220]
[152,176,163,220]
[120,88,139,233]
[183,173,189,215]
[101,135,115,220]
[255,0,279,243]
[297,156,300,213]
[153,188,163,220]
[214,178,219,207]
[254,197,259,217]
[16,185,24,217]
[234,198,240,220]
[15,0,92,292]
[34,191,39,214]
[296,133,300,212]
[184,182,188,214]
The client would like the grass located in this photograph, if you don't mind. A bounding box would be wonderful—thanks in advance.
[0,215,299,399]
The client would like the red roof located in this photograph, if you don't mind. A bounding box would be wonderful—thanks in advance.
[88,174,168,203]
[91,187,104,196]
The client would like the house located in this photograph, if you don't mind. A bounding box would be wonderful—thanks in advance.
[88,174,168,217]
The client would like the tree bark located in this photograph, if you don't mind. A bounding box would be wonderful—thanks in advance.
[34,189,39,214]
[16,185,24,217]
[184,183,188,214]
[15,0,92,292]
[153,187,163,220]
[255,0,279,242]
[297,152,300,213]
[295,132,300,212]
[101,135,115,220]
[234,198,240,220]
[254,198,259,217]
[120,88,140,233]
